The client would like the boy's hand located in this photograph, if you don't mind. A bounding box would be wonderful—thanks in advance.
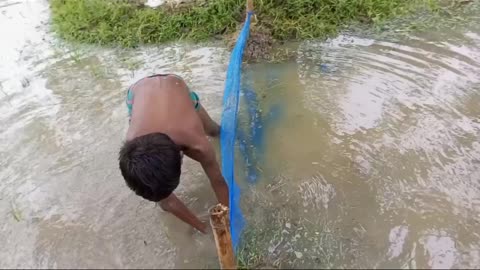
[160,194,208,234]
[194,222,208,234]
[192,221,209,235]
[190,213,213,235]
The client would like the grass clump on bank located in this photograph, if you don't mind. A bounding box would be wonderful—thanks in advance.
[50,0,439,48]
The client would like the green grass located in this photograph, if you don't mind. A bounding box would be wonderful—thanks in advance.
[50,0,440,47]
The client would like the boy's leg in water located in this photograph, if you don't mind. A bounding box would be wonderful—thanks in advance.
[197,105,220,137]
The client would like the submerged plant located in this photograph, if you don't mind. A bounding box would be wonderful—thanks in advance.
[235,177,363,269]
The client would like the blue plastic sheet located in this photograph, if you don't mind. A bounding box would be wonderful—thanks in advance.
[220,12,253,251]
[237,87,283,184]
[221,12,285,251]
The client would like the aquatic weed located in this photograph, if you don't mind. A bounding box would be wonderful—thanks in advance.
[236,211,358,269]
[89,64,108,79]
[235,178,361,269]
[10,201,22,222]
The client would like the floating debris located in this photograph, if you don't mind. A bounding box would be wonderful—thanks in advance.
[11,202,22,222]
[21,77,30,88]
[294,251,303,259]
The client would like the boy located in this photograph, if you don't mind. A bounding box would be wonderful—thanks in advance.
[119,74,229,234]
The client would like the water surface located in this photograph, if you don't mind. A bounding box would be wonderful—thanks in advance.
[1,0,479,269]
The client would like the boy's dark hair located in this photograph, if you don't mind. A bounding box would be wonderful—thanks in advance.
[119,133,182,202]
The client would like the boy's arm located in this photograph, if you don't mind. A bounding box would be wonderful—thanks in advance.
[160,194,207,233]
[184,136,229,207]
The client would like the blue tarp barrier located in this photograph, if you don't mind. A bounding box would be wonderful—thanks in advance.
[237,86,283,184]
[220,12,253,251]
[238,87,263,183]
[220,11,285,251]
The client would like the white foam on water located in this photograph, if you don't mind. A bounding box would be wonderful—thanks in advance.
[420,231,458,269]
[387,225,409,260]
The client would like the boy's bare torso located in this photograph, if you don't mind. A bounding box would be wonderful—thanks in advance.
[126,75,202,146]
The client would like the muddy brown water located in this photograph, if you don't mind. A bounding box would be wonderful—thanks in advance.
[1,0,479,269]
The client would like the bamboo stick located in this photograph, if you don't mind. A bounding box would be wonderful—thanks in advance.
[209,204,236,270]
[246,0,254,13]
[246,0,257,24]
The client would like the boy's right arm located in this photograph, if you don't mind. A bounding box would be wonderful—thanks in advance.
[184,127,229,207]
[183,137,229,207]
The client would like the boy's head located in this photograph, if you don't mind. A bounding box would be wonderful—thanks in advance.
[119,133,182,202]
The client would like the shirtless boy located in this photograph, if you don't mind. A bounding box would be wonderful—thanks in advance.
[118,74,228,233]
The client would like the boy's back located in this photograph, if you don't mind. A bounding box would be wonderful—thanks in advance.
[127,75,202,145]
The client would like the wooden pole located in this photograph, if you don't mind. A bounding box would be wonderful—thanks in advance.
[246,0,254,13]
[209,204,236,270]
[246,0,257,24]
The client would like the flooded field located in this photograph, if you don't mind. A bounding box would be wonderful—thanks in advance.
[1,0,479,269]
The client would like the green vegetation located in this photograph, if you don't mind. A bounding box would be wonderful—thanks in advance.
[237,220,356,269]
[50,0,440,47]
[234,180,362,269]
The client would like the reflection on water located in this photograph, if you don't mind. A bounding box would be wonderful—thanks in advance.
[1,0,480,269]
